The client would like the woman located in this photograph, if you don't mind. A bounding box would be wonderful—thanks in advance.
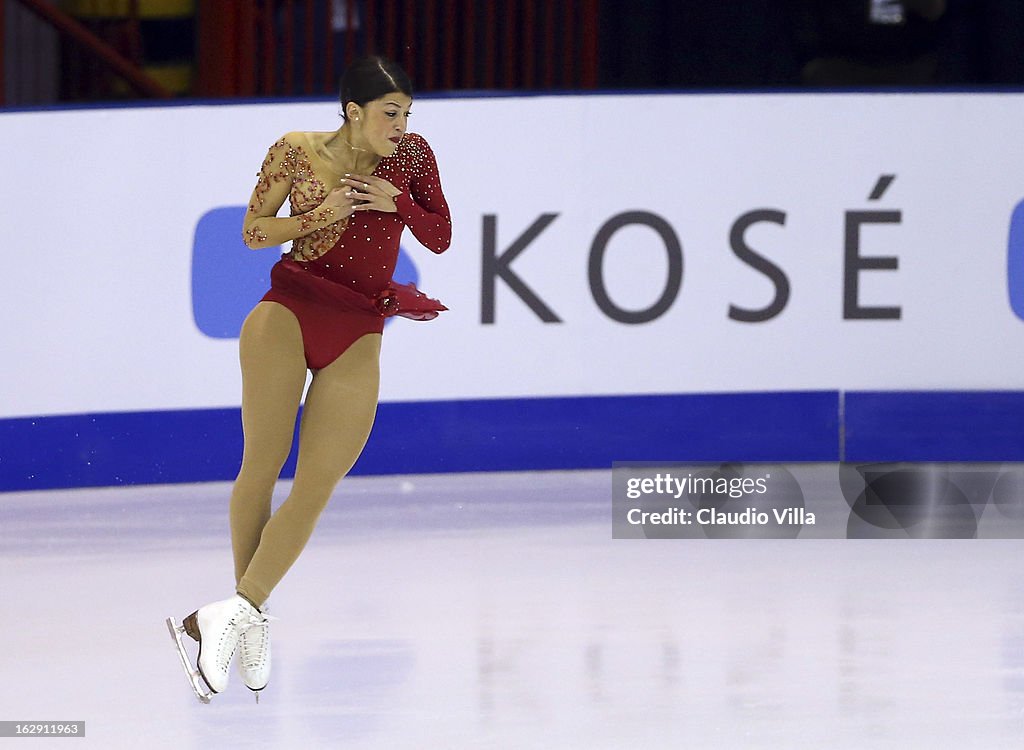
[167,56,451,703]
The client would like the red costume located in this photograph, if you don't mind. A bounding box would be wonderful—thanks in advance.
[253,132,451,370]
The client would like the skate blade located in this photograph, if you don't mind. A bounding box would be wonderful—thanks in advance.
[165,617,213,704]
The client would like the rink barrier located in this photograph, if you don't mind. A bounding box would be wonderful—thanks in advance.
[1,390,1021,492]
[843,391,1024,462]
[4,96,1024,429]
[2,391,836,491]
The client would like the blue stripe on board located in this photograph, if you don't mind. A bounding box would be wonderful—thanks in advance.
[0,409,250,490]
[844,391,1024,462]
[0,391,838,492]
[7,390,1024,491]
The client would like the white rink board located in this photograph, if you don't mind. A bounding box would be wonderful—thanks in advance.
[2,93,1024,419]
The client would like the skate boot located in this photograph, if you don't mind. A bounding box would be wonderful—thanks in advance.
[237,604,274,702]
[181,594,259,695]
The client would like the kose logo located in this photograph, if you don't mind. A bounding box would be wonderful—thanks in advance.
[484,174,903,324]
[1008,199,1024,322]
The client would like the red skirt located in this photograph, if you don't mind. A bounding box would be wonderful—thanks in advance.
[260,259,447,370]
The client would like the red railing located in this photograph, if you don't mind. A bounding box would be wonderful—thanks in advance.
[196,0,600,98]
[0,0,172,105]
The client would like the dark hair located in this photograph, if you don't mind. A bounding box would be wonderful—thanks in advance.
[339,56,413,120]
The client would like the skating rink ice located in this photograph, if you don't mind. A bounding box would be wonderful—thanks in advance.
[2,469,1024,749]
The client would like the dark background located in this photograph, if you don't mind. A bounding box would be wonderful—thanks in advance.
[3,0,1023,108]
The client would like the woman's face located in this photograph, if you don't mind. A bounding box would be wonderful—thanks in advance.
[351,92,412,157]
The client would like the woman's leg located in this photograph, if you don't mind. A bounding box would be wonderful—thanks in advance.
[236,332,382,607]
[230,302,308,588]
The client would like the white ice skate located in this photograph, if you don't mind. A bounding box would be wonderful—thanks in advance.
[165,594,260,700]
[237,605,275,702]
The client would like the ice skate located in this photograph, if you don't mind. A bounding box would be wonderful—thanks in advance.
[169,594,261,697]
[165,616,213,703]
[237,604,275,703]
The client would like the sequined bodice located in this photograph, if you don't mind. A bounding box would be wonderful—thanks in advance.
[250,137,348,262]
[250,132,450,297]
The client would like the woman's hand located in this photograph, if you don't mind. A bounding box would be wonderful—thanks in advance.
[319,186,358,218]
[342,174,401,213]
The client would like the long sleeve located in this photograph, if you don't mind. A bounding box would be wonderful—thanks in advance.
[242,133,347,250]
[393,135,452,254]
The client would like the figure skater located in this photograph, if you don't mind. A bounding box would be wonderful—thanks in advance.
[167,55,451,703]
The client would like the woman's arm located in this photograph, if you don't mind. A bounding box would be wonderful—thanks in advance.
[241,134,354,249]
[341,135,452,253]
[394,134,452,254]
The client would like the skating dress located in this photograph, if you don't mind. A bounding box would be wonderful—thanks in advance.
[246,131,452,370]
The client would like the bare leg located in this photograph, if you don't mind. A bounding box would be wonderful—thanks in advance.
[236,332,382,607]
[229,302,308,587]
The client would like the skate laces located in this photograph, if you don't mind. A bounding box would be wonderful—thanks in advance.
[210,602,250,672]
[214,600,259,671]
[238,611,276,670]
